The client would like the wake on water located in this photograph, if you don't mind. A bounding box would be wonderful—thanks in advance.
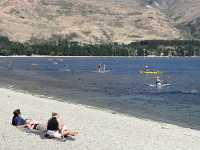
[95,70,111,73]
[145,83,172,88]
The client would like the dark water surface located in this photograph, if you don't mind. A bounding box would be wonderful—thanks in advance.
[0,57,200,129]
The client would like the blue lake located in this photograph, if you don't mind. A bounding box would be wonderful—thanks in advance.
[0,57,200,129]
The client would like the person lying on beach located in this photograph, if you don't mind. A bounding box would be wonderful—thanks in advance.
[12,109,45,131]
[12,109,26,126]
[46,112,78,138]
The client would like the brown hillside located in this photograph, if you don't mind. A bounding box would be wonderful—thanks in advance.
[0,0,181,43]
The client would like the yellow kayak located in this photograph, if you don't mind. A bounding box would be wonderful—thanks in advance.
[141,71,161,75]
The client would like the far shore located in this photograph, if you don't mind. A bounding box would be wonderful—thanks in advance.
[1,87,200,150]
[0,55,199,58]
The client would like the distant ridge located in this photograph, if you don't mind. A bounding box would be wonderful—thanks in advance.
[0,0,199,43]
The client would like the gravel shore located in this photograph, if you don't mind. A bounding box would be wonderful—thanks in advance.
[0,88,200,150]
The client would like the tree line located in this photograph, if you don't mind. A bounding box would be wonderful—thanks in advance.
[0,35,200,56]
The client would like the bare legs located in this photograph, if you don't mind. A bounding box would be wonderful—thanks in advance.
[62,130,78,137]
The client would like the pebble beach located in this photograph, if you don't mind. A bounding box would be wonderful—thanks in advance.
[0,88,200,150]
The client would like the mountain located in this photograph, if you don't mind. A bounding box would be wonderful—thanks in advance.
[143,0,200,39]
[0,0,199,43]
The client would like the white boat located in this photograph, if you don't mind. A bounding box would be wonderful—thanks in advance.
[146,83,172,87]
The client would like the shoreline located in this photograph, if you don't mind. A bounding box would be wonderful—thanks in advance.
[1,87,200,150]
[8,86,200,131]
[0,55,199,58]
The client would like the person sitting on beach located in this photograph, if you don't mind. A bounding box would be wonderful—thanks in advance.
[12,109,26,126]
[46,112,78,138]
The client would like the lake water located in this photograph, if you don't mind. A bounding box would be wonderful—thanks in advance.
[0,57,200,129]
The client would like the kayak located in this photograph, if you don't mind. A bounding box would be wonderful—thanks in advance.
[141,71,161,75]
[145,83,172,87]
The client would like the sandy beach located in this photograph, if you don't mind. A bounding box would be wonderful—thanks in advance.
[0,88,200,150]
